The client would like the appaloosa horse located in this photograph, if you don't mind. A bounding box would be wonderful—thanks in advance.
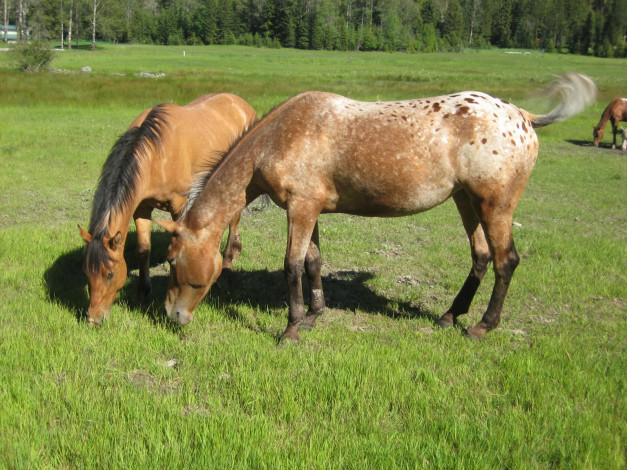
[156,73,596,342]
[593,97,627,148]
[79,93,258,325]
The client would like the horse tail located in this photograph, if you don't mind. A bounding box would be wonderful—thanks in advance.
[526,72,597,129]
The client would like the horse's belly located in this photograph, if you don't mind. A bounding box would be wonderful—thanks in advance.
[327,162,457,216]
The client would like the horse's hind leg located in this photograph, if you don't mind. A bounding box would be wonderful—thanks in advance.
[437,190,492,328]
[222,211,243,270]
[301,222,325,330]
[465,197,520,339]
[611,120,618,149]
[133,206,153,301]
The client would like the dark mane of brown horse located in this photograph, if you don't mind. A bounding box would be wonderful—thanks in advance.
[181,104,281,219]
[85,105,170,274]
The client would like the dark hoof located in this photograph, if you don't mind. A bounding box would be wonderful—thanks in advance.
[138,284,152,302]
[464,324,488,340]
[278,325,301,346]
[299,313,320,331]
[435,313,456,329]
[435,318,455,329]
[278,334,300,347]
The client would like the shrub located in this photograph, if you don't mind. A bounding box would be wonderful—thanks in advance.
[10,40,55,72]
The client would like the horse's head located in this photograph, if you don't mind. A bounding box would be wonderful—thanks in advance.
[593,125,603,146]
[155,219,222,325]
[78,225,127,325]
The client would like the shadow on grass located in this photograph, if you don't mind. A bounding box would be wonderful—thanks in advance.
[566,139,596,147]
[42,230,173,326]
[44,230,437,332]
[566,139,625,151]
[43,246,89,322]
[212,268,436,322]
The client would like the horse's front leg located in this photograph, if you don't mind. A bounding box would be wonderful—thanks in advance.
[133,206,153,301]
[281,201,322,344]
[222,211,243,270]
[301,222,325,330]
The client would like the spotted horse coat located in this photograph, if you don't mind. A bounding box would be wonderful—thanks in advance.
[157,73,597,342]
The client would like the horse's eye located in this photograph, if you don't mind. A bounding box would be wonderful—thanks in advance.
[189,283,204,289]
[106,271,114,281]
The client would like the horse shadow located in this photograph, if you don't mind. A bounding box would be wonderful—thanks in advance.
[42,230,174,325]
[207,268,436,323]
[43,245,90,322]
[567,139,625,151]
[44,230,437,332]
[566,139,596,147]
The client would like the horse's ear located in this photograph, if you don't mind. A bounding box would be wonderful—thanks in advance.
[108,231,123,251]
[154,219,180,234]
[78,224,92,244]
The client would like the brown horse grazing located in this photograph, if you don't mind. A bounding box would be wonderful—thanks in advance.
[156,73,596,342]
[593,97,627,148]
[78,93,258,325]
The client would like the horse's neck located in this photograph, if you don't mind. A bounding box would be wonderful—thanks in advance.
[186,148,257,233]
[107,204,138,243]
[597,106,613,128]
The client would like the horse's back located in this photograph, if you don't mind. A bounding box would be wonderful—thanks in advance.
[252,91,539,216]
[141,94,257,205]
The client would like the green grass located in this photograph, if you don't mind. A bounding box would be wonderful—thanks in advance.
[0,45,625,468]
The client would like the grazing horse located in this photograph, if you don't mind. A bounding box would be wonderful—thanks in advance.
[78,93,258,325]
[156,73,596,342]
[593,97,627,148]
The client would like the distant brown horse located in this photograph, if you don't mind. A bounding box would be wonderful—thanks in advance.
[78,93,258,325]
[156,73,595,342]
[593,97,627,148]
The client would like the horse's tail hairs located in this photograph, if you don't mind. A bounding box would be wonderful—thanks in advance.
[530,72,597,128]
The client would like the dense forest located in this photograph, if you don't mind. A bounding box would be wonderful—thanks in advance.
[3,0,627,56]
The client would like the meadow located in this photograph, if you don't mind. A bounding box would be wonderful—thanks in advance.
[0,44,625,468]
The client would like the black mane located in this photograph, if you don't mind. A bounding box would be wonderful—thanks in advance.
[85,105,170,273]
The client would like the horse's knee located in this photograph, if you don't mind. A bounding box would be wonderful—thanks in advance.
[284,258,304,285]
[494,247,519,279]
[305,245,322,273]
[472,250,492,277]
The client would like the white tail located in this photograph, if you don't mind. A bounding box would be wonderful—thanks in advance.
[530,72,597,128]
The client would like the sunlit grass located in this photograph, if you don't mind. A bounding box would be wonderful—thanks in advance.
[0,45,625,468]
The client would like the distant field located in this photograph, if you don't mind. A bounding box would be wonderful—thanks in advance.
[0,45,625,468]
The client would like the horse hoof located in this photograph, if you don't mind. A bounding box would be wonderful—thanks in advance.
[138,286,152,303]
[435,318,455,329]
[299,314,319,331]
[463,325,487,340]
[435,313,455,329]
[278,334,300,347]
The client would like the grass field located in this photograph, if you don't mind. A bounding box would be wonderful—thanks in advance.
[0,45,625,468]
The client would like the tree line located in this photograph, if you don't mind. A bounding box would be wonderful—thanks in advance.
[3,0,626,57]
